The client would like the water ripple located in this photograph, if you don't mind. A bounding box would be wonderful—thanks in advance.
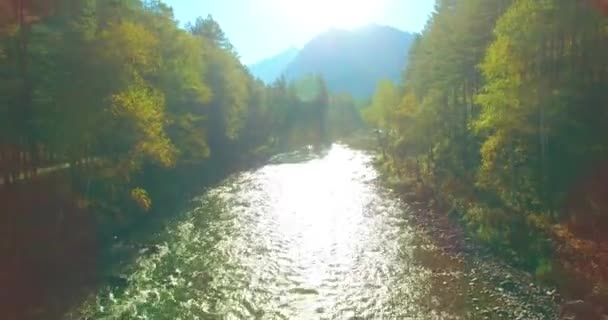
[72,144,558,320]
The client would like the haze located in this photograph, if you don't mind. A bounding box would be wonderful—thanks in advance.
[163,0,435,64]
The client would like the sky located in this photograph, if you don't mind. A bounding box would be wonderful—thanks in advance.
[162,0,436,64]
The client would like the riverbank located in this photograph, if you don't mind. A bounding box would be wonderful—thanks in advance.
[368,151,608,320]
[0,143,290,320]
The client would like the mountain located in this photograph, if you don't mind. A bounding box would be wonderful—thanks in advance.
[248,47,299,84]
[284,24,416,99]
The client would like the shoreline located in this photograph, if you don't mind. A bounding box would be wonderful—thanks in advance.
[371,152,608,320]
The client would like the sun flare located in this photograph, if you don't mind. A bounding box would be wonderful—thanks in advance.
[279,0,386,31]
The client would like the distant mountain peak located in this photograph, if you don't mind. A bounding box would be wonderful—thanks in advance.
[248,47,300,83]
[249,26,415,98]
[284,25,415,99]
[356,22,387,29]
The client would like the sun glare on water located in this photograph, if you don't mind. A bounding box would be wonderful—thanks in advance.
[278,0,386,31]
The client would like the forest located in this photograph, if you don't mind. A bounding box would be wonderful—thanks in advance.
[2,0,608,318]
[364,0,608,303]
[0,0,362,236]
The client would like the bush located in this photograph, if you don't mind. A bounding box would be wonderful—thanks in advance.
[130,187,152,212]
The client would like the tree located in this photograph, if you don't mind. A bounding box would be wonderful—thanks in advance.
[188,15,234,53]
[362,80,400,130]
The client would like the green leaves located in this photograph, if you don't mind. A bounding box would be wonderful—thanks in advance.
[100,21,161,79]
[375,0,608,265]
[362,80,400,130]
[110,84,176,170]
[0,0,356,221]
[130,187,152,211]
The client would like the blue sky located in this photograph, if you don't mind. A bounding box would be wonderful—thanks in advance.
[162,0,436,64]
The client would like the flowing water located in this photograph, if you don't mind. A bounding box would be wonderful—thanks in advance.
[73,145,558,319]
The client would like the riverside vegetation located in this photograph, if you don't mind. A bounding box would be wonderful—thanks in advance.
[0,0,363,237]
[1,0,607,319]
[362,0,608,316]
[0,1,362,317]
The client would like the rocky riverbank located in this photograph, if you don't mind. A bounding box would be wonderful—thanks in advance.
[375,156,607,320]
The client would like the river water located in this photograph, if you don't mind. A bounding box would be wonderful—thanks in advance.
[73,144,558,319]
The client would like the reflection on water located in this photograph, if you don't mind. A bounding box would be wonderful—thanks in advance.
[73,144,557,319]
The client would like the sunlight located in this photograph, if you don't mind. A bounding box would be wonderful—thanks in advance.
[278,0,386,31]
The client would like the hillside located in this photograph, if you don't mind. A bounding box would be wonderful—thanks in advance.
[248,47,299,83]
[286,25,414,98]
[249,24,415,99]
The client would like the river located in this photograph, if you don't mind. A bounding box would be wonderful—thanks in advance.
[71,144,558,319]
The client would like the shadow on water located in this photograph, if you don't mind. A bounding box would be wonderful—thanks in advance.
[0,174,98,320]
[69,144,558,319]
